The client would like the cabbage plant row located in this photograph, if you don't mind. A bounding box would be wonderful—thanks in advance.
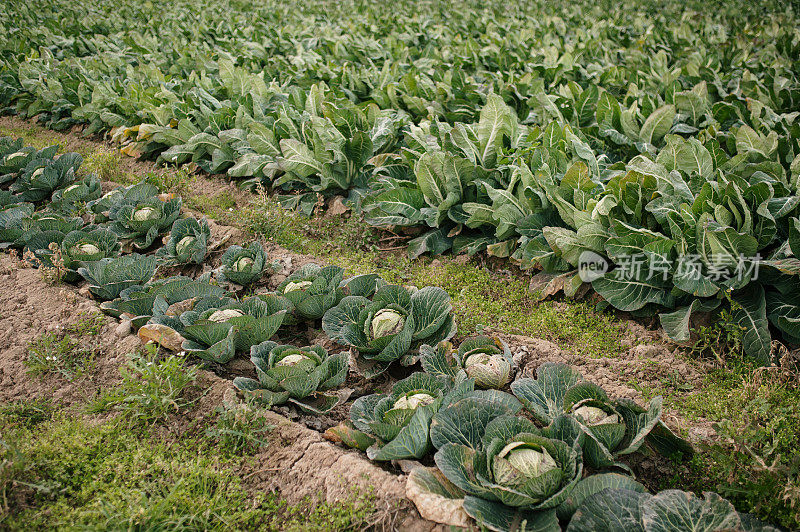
[2,0,798,363]
[0,135,783,530]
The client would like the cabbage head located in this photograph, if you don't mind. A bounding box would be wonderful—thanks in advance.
[421,336,514,389]
[108,192,182,249]
[322,284,456,378]
[156,217,210,266]
[234,342,348,413]
[219,242,274,287]
[349,372,450,460]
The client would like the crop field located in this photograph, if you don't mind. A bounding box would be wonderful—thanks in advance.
[1,0,799,530]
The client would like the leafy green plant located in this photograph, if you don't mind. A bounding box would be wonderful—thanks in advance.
[155,217,210,266]
[108,192,181,250]
[0,203,34,247]
[10,152,80,202]
[49,174,101,214]
[27,228,120,282]
[428,397,646,532]
[8,210,84,251]
[233,342,348,413]
[77,253,157,301]
[219,242,273,287]
[170,297,287,363]
[0,138,39,182]
[322,284,457,377]
[86,182,159,223]
[276,263,381,321]
[566,488,779,532]
[420,336,515,389]
[346,372,455,461]
[87,347,197,425]
[511,363,692,470]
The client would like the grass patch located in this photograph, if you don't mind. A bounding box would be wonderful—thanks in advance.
[82,149,122,181]
[237,193,627,358]
[0,123,63,153]
[185,189,238,222]
[0,399,55,430]
[23,313,106,381]
[144,164,197,195]
[653,353,800,529]
[0,414,376,531]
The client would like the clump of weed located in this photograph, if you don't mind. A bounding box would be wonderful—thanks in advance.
[87,345,197,425]
[25,242,68,285]
[66,312,105,336]
[83,149,121,181]
[144,164,196,194]
[0,249,25,274]
[664,357,800,529]
[0,399,55,431]
[185,188,237,222]
[252,488,379,532]
[684,305,745,364]
[25,331,96,381]
[205,397,273,455]
[236,191,305,249]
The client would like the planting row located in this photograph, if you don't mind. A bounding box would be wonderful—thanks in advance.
[0,136,784,530]
[1,0,799,363]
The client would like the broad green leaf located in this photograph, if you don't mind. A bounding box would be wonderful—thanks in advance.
[510,363,582,424]
[566,488,647,532]
[557,473,647,521]
[732,284,770,364]
[640,104,675,145]
[642,491,741,532]
[659,299,721,342]
[463,496,559,532]
[592,269,672,312]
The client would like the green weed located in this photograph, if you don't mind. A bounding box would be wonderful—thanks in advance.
[145,164,196,195]
[86,346,197,425]
[205,398,273,455]
[25,332,95,381]
[66,312,106,337]
[662,359,800,528]
[1,415,382,531]
[186,189,237,221]
[83,149,122,181]
[0,399,55,430]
